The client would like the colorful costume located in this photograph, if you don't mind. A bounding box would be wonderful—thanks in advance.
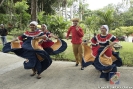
[2,30,52,75]
[82,34,122,81]
[40,30,67,55]
[3,28,67,75]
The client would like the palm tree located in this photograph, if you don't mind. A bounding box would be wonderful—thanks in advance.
[58,0,77,20]
[96,9,115,29]
[37,0,57,15]
[64,0,77,19]
[69,0,74,19]
[84,15,99,38]
[78,0,88,21]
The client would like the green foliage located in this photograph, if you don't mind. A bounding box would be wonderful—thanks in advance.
[0,14,9,24]
[0,0,30,33]
[0,44,3,51]
[111,26,133,37]
[38,14,70,38]
[84,15,99,33]
[33,0,58,15]
[11,1,30,31]
[120,26,133,36]
[38,11,45,23]
[96,9,115,28]
[9,28,25,37]
[21,12,30,25]
[51,52,71,61]
[79,23,86,33]
[48,16,69,38]
[0,6,6,13]
[51,39,75,61]
[14,0,29,14]
[121,4,133,26]
[110,28,124,37]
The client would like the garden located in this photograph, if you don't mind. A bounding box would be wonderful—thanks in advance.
[0,35,133,66]
[0,0,133,66]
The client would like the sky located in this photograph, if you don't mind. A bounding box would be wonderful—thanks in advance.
[85,0,123,10]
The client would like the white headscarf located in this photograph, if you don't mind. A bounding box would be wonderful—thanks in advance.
[102,25,109,34]
[0,24,4,26]
[42,24,47,29]
[30,21,38,26]
[0,24,4,28]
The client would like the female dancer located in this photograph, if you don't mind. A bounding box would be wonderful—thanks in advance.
[40,24,67,55]
[82,25,122,81]
[3,21,52,79]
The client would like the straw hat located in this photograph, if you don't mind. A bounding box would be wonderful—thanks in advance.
[71,18,80,22]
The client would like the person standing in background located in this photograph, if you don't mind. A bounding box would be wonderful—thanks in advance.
[66,18,84,70]
[0,24,8,46]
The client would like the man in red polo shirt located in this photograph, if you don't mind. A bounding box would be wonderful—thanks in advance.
[66,18,84,70]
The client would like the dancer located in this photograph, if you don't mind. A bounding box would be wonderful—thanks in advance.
[40,24,67,55]
[66,18,84,70]
[82,25,122,81]
[3,21,52,79]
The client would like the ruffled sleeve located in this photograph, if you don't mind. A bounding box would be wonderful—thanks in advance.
[110,35,119,42]
[17,34,27,41]
[91,36,98,45]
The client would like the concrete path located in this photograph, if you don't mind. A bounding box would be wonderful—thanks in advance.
[0,52,133,89]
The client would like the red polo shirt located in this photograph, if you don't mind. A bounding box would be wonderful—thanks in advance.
[66,26,84,44]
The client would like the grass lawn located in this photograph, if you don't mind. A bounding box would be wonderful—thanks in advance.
[52,40,133,66]
[0,36,133,66]
[118,42,133,66]
[51,39,75,61]
[0,35,15,49]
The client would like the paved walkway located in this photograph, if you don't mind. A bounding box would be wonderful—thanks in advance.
[0,52,133,89]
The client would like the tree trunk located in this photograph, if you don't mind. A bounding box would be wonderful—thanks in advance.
[31,0,38,21]
[0,0,5,7]
[65,4,67,20]
[79,0,82,21]
[70,5,73,19]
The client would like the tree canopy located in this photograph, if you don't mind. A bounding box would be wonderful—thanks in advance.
[0,0,133,38]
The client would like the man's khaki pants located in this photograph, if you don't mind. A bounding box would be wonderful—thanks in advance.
[72,44,83,66]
